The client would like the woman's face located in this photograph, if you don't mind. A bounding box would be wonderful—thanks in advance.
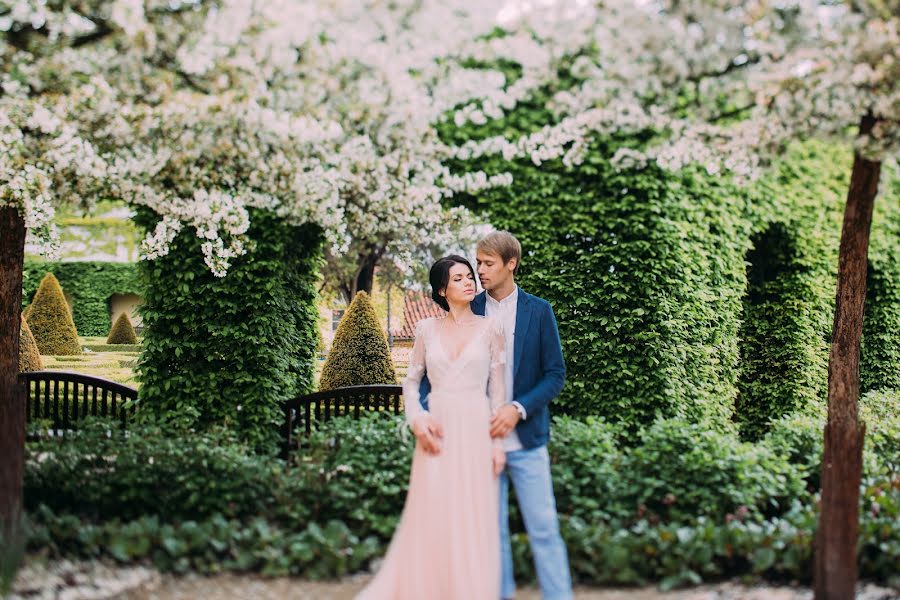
[442,262,477,305]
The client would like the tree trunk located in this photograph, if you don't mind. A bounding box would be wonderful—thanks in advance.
[814,115,880,600]
[0,206,26,537]
[353,249,382,298]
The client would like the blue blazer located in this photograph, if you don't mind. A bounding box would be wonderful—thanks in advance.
[418,288,566,450]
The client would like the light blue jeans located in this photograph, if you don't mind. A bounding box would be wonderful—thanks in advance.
[499,445,573,600]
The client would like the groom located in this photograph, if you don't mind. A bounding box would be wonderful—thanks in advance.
[415,231,573,600]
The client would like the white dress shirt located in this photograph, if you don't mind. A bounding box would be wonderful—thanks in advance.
[485,285,525,452]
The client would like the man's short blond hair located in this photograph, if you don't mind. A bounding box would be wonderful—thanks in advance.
[477,231,522,275]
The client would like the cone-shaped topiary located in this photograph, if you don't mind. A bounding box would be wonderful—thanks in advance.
[319,291,396,390]
[107,312,138,344]
[19,315,43,372]
[22,302,32,320]
[26,272,81,356]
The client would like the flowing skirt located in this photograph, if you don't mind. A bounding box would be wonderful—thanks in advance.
[355,390,500,600]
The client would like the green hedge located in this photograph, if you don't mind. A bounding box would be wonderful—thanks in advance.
[862,173,900,393]
[734,143,851,439]
[24,411,900,585]
[133,208,322,451]
[22,261,141,337]
[438,94,900,437]
[440,118,752,433]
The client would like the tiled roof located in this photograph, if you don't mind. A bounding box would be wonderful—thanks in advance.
[391,290,445,340]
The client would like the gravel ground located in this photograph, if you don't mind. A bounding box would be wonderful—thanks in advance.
[9,560,899,600]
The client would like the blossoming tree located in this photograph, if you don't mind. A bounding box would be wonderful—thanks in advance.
[1,1,896,595]
[0,0,516,537]
[436,2,896,597]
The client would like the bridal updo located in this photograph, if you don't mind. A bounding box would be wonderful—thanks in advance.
[429,255,476,311]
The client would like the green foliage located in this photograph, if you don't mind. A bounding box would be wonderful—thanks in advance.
[25,272,81,356]
[25,421,288,523]
[862,173,900,393]
[134,208,322,451]
[860,388,900,477]
[736,143,851,439]
[27,507,378,578]
[106,312,138,344]
[438,95,900,437]
[319,291,396,390]
[440,132,750,433]
[24,414,900,585]
[548,417,804,524]
[622,419,805,522]
[556,484,899,589]
[18,315,42,372]
[22,261,141,337]
[763,413,825,493]
[296,414,415,538]
[764,388,900,491]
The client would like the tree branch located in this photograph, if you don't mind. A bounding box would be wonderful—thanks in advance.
[709,103,755,123]
[686,55,762,84]
[72,21,115,48]
[155,51,212,94]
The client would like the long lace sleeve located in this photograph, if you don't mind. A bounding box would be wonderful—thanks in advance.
[487,318,507,442]
[403,319,429,427]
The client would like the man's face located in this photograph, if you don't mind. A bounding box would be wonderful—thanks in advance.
[476,250,515,292]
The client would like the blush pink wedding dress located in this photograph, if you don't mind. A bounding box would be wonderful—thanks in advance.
[355,315,507,600]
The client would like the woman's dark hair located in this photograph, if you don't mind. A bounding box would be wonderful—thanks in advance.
[430,255,476,311]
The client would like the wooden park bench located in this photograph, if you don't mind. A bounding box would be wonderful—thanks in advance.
[20,371,403,460]
[280,384,403,459]
[21,370,138,440]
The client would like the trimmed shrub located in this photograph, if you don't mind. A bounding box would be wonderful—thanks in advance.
[135,208,322,451]
[107,312,138,344]
[18,315,42,372]
[621,419,805,522]
[22,261,141,337]
[319,291,396,391]
[25,273,81,356]
[25,421,294,524]
[764,388,899,493]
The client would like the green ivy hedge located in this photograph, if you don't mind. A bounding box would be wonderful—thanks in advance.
[862,173,900,393]
[734,142,851,439]
[438,94,900,437]
[441,120,752,433]
[133,208,322,451]
[22,260,141,337]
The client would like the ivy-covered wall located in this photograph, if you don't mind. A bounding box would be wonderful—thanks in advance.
[734,143,848,439]
[443,134,751,434]
[22,260,142,337]
[440,93,900,438]
[862,172,900,394]
[134,208,323,451]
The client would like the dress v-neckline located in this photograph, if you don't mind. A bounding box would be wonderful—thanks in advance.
[435,316,486,364]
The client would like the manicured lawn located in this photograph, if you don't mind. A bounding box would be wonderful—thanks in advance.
[39,336,141,388]
[37,338,406,391]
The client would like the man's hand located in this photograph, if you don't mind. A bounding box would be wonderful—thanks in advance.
[490,404,521,439]
[412,414,444,455]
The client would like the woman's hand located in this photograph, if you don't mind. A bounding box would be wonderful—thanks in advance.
[411,413,443,455]
[492,444,506,477]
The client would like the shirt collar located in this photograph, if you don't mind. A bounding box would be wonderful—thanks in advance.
[486,285,518,307]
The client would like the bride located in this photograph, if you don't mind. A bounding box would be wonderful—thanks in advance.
[356,255,507,600]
